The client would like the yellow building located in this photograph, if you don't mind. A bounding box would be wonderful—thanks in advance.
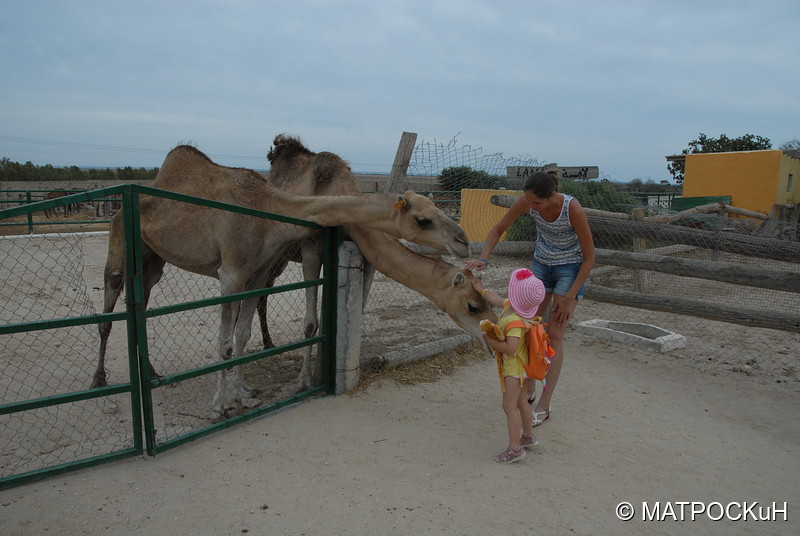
[460,188,520,242]
[682,150,800,215]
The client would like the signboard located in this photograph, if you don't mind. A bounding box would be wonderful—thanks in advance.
[507,165,599,180]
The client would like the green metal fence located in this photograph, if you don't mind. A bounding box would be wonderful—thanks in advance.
[0,188,121,234]
[0,185,340,489]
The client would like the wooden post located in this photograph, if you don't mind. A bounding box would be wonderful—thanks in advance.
[788,204,799,240]
[385,131,417,194]
[761,203,785,238]
[632,208,646,292]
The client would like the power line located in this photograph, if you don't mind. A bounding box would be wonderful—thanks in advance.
[0,134,391,171]
[0,135,265,162]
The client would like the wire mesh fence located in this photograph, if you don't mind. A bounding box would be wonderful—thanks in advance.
[0,190,338,486]
[0,230,136,481]
[365,137,799,393]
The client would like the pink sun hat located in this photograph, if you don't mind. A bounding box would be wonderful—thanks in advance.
[507,268,546,318]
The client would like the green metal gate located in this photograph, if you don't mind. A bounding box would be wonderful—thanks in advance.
[0,185,340,489]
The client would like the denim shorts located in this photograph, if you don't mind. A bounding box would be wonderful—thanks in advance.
[532,260,584,298]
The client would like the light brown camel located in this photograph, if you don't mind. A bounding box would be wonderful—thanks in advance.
[94,144,470,413]
[259,135,496,390]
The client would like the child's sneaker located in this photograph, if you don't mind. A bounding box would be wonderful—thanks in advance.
[520,433,539,449]
[494,446,526,464]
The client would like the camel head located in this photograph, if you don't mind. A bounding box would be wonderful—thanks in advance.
[267,134,469,257]
[393,191,469,258]
[438,267,498,341]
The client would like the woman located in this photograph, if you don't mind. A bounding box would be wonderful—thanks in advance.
[466,171,595,426]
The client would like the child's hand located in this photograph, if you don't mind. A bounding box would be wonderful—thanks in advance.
[472,279,485,295]
[480,319,504,340]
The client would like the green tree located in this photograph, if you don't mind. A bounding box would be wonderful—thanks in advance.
[668,133,772,183]
[780,138,800,151]
[438,166,502,191]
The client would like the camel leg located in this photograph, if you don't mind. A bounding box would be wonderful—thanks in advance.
[94,215,125,387]
[230,297,260,400]
[94,214,165,387]
[213,267,261,413]
[213,291,239,413]
[256,257,289,349]
[296,238,323,391]
[256,295,273,349]
[213,298,262,412]
[140,249,166,379]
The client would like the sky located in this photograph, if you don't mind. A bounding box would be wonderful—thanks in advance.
[1,0,798,183]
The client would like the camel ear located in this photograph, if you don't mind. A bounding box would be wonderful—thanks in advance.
[451,271,466,288]
[393,194,407,212]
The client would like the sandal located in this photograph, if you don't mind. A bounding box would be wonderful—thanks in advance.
[520,433,539,449]
[532,409,551,427]
[494,446,526,464]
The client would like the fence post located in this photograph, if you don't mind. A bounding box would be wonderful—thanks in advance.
[335,241,367,394]
[632,208,647,292]
[385,131,417,194]
[24,192,34,234]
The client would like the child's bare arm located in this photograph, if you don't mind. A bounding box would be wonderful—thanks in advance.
[472,279,505,307]
[484,334,519,355]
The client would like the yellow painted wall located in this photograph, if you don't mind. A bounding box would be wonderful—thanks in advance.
[682,150,798,214]
[460,188,521,242]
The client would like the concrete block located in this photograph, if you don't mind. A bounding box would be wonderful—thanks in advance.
[576,319,686,353]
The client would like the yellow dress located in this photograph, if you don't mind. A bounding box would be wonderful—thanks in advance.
[495,302,531,390]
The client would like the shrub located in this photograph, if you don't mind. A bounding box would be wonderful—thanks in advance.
[438,166,503,191]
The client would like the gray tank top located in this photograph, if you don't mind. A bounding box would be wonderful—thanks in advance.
[530,194,583,265]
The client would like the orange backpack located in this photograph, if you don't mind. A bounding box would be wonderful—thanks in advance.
[504,317,555,385]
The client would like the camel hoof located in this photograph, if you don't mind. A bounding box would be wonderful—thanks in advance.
[91,374,108,389]
[234,383,259,402]
[295,380,312,393]
[102,401,120,415]
[240,397,262,409]
[212,403,234,418]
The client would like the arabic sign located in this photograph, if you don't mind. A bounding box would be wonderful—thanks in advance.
[507,165,599,180]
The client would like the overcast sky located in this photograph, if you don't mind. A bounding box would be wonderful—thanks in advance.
[1,0,797,182]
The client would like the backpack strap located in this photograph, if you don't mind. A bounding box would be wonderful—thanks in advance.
[504,319,529,334]
[503,319,530,387]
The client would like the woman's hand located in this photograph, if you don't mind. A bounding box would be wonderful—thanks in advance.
[465,258,488,271]
[551,296,577,327]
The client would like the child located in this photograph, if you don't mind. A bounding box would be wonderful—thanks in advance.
[474,268,546,464]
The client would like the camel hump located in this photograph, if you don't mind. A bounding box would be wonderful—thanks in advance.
[313,152,351,189]
[168,144,215,163]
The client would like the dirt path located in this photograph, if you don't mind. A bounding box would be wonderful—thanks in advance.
[2,336,798,536]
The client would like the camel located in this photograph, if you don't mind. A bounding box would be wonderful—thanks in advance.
[94,144,470,414]
[43,190,79,218]
[258,135,497,390]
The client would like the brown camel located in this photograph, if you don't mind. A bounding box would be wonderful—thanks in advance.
[259,135,496,390]
[94,144,470,413]
[43,190,79,218]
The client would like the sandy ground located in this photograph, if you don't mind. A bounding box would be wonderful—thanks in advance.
[2,334,798,536]
[1,220,798,535]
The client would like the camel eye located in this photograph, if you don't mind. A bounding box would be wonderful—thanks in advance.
[468,303,480,314]
[415,217,432,229]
